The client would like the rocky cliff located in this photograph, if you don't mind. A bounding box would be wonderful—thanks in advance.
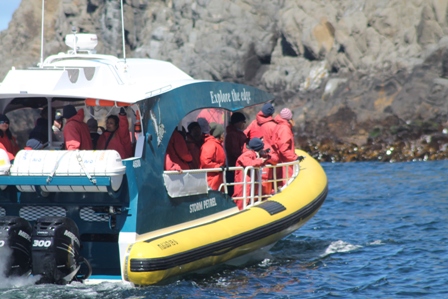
[1,0,448,161]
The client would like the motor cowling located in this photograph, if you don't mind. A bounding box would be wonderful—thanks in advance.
[0,216,33,277]
[31,217,81,284]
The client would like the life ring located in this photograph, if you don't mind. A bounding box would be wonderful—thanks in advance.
[85,98,130,107]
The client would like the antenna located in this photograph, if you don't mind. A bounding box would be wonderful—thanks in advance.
[120,0,126,63]
[39,0,45,67]
[71,26,78,55]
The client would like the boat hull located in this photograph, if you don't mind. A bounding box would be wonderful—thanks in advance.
[125,150,327,285]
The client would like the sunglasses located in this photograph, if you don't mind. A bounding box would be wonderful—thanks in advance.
[0,121,9,125]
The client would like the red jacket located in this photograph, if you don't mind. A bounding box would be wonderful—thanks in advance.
[0,133,19,160]
[0,140,16,161]
[164,130,192,171]
[63,109,93,150]
[257,112,277,146]
[245,111,278,147]
[244,112,264,140]
[272,115,298,162]
[97,114,133,159]
[225,124,248,167]
[233,150,266,209]
[200,134,226,190]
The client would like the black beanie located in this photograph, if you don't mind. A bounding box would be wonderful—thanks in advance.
[0,114,9,123]
[230,112,246,124]
[62,105,77,119]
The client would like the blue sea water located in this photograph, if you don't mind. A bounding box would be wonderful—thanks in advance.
[1,160,447,298]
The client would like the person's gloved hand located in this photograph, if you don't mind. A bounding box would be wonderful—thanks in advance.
[296,156,305,162]
[119,107,126,115]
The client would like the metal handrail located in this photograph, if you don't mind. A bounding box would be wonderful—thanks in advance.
[164,160,301,210]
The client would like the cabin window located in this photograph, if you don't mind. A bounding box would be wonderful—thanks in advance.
[7,107,44,149]
[83,104,141,158]
[1,100,141,159]
[181,108,228,134]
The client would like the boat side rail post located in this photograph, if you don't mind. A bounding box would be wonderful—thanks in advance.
[243,166,253,209]
[248,167,253,208]
[249,167,254,208]
[241,166,264,210]
[241,166,249,210]
[277,161,300,191]
[241,167,246,204]
[281,162,291,186]
[272,163,278,193]
[221,166,240,194]
[221,167,228,194]
[258,167,263,203]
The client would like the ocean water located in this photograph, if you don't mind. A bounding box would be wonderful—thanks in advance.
[1,160,447,298]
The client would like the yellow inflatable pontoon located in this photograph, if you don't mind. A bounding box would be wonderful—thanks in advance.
[126,150,328,285]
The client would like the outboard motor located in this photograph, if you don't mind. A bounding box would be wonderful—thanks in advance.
[0,216,33,277]
[31,217,82,284]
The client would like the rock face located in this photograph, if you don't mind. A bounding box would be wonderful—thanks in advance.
[1,0,448,161]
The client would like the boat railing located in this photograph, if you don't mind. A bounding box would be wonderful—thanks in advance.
[163,160,300,210]
[229,160,300,209]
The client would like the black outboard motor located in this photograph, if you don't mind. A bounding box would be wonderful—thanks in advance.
[0,216,33,277]
[31,217,81,284]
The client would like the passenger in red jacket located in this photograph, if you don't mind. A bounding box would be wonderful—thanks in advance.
[165,128,193,171]
[233,138,276,210]
[225,112,248,195]
[244,103,272,140]
[62,105,93,150]
[272,108,299,184]
[0,114,19,160]
[225,112,248,167]
[244,103,278,192]
[185,122,204,169]
[97,108,133,159]
[245,103,277,144]
[244,118,262,140]
[87,118,100,150]
[200,123,226,191]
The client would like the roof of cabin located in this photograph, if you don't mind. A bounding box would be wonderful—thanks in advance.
[0,53,204,112]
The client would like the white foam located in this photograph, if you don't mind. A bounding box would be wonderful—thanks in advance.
[0,246,41,289]
[369,240,383,246]
[322,240,362,257]
[258,258,272,268]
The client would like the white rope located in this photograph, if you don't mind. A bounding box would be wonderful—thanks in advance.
[75,150,96,185]
[46,151,70,183]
